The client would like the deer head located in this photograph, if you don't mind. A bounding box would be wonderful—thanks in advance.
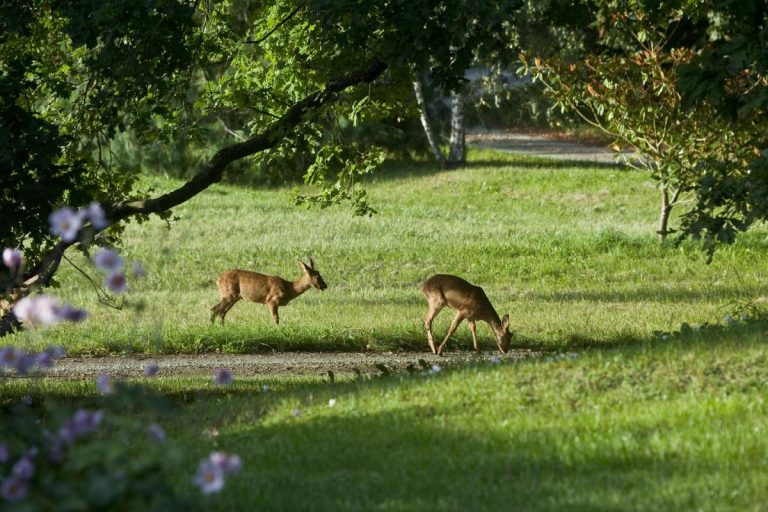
[494,314,511,354]
[299,258,327,290]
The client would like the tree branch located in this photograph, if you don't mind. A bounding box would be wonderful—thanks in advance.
[247,1,307,46]
[25,59,388,289]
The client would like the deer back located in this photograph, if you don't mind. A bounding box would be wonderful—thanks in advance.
[422,274,499,322]
[218,270,290,304]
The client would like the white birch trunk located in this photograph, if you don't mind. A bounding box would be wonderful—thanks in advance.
[448,89,465,165]
[413,75,446,166]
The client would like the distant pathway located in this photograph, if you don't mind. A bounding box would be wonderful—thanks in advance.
[467,130,620,164]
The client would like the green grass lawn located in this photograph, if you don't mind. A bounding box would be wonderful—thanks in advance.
[4,147,768,510]
[7,148,768,355]
[5,320,768,511]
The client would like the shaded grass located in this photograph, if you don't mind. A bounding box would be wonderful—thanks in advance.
[5,321,768,510]
[6,147,768,355]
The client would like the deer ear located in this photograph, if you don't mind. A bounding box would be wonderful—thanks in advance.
[298,260,309,271]
[307,257,315,270]
[501,314,509,329]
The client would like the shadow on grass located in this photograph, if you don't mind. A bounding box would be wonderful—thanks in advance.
[527,285,763,304]
[203,363,755,511]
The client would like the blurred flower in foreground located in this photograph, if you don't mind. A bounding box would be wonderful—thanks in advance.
[143,361,159,377]
[57,409,103,445]
[2,248,22,270]
[96,374,113,395]
[193,459,224,495]
[0,345,66,376]
[132,261,146,278]
[93,248,123,273]
[213,368,233,386]
[49,207,82,243]
[105,272,127,293]
[147,423,166,443]
[193,452,242,495]
[0,474,28,502]
[82,202,109,230]
[12,296,86,328]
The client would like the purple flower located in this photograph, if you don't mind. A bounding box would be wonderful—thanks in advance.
[11,297,39,326]
[13,354,35,376]
[132,260,146,278]
[34,351,53,369]
[0,444,8,464]
[13,297,85,327]
[2,248,22,270]
[59,304,88,322]
[93,247,123,272]
[47,345,66,360]
[104,272,128,293]
[0,347,22,369]
[83,202,109,230]
[213,368,233,386]
[193,459,225,495]
[59,409,103,444]
[147,423,166,443]
[143,361,159,377]
[0,475,28,502]
[96,374,113,395]
[31,296,62,325]
[11,457,34,480]
[209,452,242,475]
[49,207,82,242]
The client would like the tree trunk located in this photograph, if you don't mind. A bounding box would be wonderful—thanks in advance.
[412,74,446,167]
[448,89,465,165]
[658,186,672,243]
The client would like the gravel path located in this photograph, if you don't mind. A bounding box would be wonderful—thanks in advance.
[46,350,539,379]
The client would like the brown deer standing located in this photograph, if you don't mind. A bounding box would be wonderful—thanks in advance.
[210,258,327,325]
[420,274,511,356]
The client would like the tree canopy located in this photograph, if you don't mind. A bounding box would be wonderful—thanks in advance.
[1,0,522,293]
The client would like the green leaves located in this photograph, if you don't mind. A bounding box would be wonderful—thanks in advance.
[293,144,385,216]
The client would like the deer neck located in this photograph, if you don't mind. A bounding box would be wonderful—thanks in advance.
[484,309,504,333]
[289,275,312,299]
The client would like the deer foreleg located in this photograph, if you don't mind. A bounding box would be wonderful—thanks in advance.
[268,302,280,325]
[437,312,464,356]
[423,303,444,354]
[210,303,220,324]
[468,320,479,351]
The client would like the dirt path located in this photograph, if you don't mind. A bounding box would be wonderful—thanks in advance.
[46,350,540,379]
[467,130,619,163]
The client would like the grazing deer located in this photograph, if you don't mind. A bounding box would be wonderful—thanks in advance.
[210,258,327,325]
[420,274,511,356]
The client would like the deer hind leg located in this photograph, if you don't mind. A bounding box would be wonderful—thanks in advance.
[210,299,228,324]
[424,300,446,354]
[437,311,465,356]
[217,297,240,325]
[468,320,479,351]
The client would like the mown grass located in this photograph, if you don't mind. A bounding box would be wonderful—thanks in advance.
[4,147,768,509]
[8,148,768,355]
[4,320,768,510]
